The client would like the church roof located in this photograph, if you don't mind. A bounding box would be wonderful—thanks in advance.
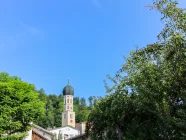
[63,79,74,96]
[32,124,54,135]
[49,125,79,131]
[31,124,56,140]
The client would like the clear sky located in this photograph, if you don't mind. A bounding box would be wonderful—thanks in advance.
[0,0,185,100]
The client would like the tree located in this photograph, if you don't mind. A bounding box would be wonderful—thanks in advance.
[74,97,90,123]
[0,72,44,140]
[76,109,90,123]
[37,88,47,104]
[80,97,86,109]
[88,96,93,108]
[86,0,186,139]
[53,95,64,128]
[73,97,80,105]
[37,93,64,129]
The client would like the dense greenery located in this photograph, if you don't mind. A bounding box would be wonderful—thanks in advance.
[86,0,186,139]
[36,90,64,129]
[0,72,44,140]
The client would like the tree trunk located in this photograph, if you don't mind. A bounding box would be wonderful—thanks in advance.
[116,124,123,140]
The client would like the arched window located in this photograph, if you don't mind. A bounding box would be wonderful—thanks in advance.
[67,99,69,103]
[70,99,72,103]
[67,106,69,109]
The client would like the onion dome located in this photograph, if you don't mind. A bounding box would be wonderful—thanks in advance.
[63,79,74,96]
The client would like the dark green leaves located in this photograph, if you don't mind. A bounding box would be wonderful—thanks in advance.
[87,0,186,139]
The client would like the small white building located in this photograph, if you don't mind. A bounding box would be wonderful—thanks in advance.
[49,126,79,139]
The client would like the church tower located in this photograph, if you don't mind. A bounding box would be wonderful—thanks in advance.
[62,79,75,128]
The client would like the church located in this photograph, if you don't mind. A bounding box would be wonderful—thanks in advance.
[25,81,87,140]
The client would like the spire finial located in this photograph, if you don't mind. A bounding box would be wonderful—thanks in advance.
[68,78,70,85]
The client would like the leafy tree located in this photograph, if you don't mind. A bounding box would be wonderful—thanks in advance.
[73,97,80,105]
[53,95,64,127]
[88,96,93,110]
[86,0,186,139]
[80,97,86,109]
[37,88,47,104]
[74,97,90,123]
[0,72,44,140]
[76,109,90,123]
[46,99,55,128]
[37,94,64,129]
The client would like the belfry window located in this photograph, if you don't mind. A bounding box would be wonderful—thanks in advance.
[67,99,69,103]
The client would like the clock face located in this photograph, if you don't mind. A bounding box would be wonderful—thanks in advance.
[70,120,73,123]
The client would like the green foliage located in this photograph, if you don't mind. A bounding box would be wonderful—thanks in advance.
[37,93,64,129]
[1,132,27,140]
[87,0,186,139]
[0,72,44,139]
[76,109,90,123]
[74,97,90,123]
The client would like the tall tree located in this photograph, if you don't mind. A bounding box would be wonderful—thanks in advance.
[53,95,64,128]
[73,97,80,105]
[80,98,86,107]
[86,0,186,139]
[88,96,93,107]
[0,72,44,140]
[37,94,64,129]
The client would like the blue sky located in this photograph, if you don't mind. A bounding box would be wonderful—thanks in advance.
[0,0,185,100]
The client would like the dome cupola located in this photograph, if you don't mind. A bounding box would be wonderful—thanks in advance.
[63,79,74,96]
